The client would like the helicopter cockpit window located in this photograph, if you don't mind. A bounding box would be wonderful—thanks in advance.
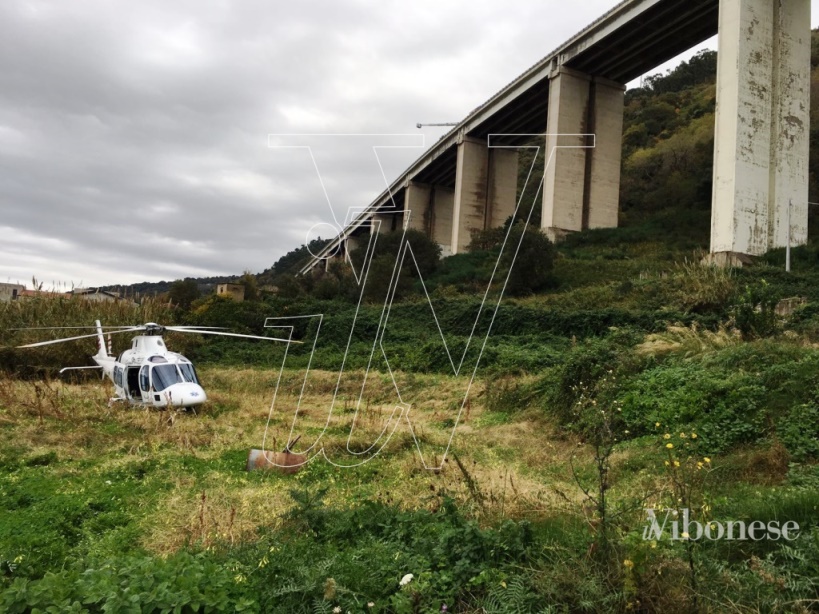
[139,365,150,392]
[148,356,168,363]
[151,364,183,392]
[179,363,199,384]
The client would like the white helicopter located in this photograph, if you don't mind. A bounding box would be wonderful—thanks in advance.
[16,321,293,409]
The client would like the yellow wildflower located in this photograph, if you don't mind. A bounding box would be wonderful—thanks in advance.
[666,443,674,449]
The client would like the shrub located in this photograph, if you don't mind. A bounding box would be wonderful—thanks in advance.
[618,363,766,452]
[732,280,779,339]
[540,329,644,425]
[1,552,257,613]
[778,402,819,461]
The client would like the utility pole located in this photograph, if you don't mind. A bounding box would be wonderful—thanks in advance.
[785,200,819,273]
[786,198,792,273]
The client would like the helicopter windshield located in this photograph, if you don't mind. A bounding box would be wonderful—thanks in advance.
[179,363,199,384]
[151,364,183,392]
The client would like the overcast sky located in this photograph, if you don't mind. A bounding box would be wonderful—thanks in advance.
[1,1,817,289]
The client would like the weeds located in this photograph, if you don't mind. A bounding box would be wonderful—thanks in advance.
[0,354,817,611]
[637,323,740,359]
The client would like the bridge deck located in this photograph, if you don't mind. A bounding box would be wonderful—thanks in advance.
[302,0,720,271]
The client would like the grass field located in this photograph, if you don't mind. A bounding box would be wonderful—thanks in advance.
[0,367,578,556]
[1,361,817,612]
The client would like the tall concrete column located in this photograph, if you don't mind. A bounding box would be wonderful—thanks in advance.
[488,147,520,229]
[541,67,625,240]
[710,0,810,261]
[433,187,455,257]
[404,182,430,232]
[404,181,455,256]
[451,138,519,254]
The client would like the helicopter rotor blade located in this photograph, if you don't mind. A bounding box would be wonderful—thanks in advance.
[16,327,143,349]
[165,327,300,343]
[9,326,141,331]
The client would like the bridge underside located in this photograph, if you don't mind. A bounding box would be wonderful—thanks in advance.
[304,0,810,274]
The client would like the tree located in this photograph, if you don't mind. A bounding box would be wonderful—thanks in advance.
[168,279,200,310]
[499,223,556,296]
[348,229,442,303]
[258,237,332,284]
[276,274,302,299]
[240,271,259,302]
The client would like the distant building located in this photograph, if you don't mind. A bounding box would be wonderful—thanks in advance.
[69,287,122,302]
[18,289,67,299]
[216,283,245,302]
[0,283,25,302]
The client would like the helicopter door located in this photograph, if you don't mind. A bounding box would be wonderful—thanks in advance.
[126,367,141,400]
[138,365,151,402]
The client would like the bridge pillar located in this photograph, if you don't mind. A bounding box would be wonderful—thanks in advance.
[451,138,519,254]
[372,212,396,235]
[710,0,810,261]
[404,182,430,233]
[542,67,625,241]
[404,181,456,256]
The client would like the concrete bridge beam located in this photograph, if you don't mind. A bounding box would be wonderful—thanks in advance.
[710,0,811,259]
[541,67,625,241]
[451,138,519,254]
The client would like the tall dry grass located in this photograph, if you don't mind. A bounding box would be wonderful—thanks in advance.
[637,323,741,359]
[0,295,185,375]
[0,364,630,555]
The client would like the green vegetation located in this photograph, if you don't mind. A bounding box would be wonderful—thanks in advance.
[168,279,201,311]
[4,41,819,612]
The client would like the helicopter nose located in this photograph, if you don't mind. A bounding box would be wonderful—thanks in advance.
[156,383,207,408]
[179,384,207,406]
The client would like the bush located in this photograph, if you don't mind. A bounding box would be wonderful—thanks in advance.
[618,363,766,452]
[732,280,779,339]
[350,229,442,303]
[778,401,819,461]
[540,329,644,425]
[1,552,257,613]
[470,223,556,297]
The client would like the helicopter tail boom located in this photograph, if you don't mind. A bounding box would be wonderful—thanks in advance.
[94,320,108,359]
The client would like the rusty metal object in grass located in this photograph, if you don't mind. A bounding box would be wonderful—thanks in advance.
[246,436,306,474]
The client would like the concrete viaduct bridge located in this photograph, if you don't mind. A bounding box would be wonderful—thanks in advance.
[301,0,810,273]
